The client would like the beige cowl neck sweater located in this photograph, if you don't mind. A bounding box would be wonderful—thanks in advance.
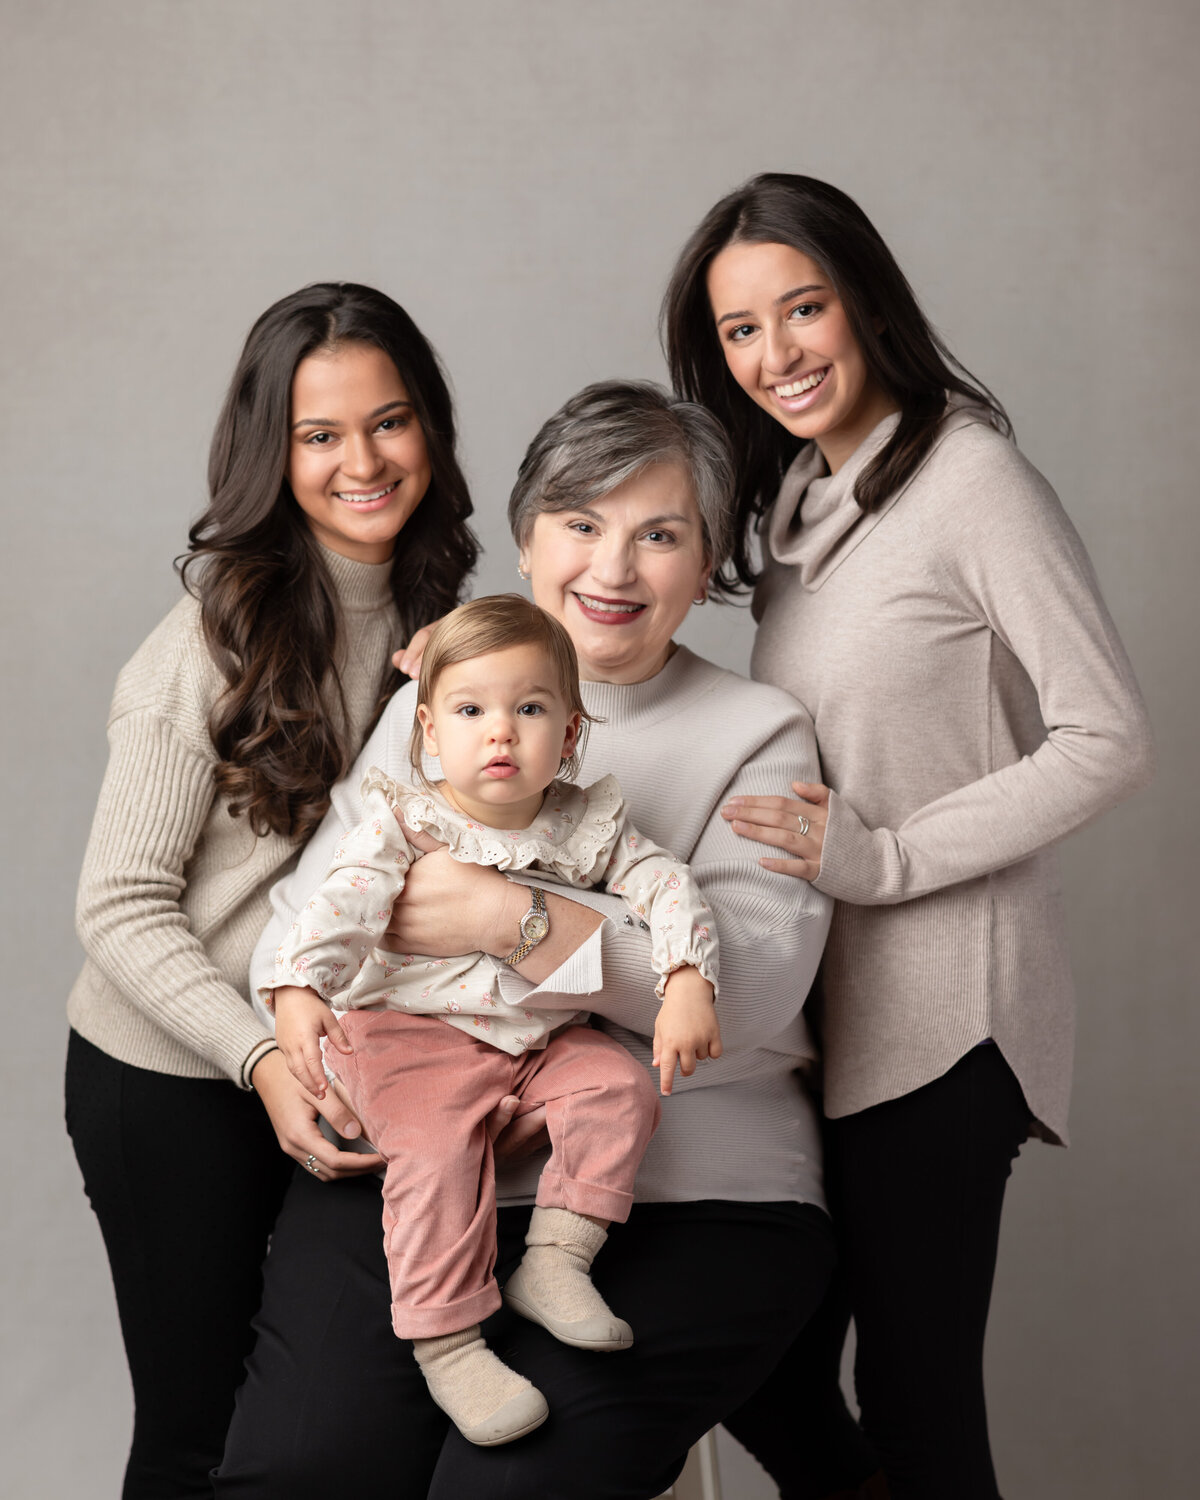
[69,547,400,1088]
[752,400,1154,1143]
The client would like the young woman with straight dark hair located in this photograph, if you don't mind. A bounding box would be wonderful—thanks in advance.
[664,174,1154,1498]
[65,282,476,1498]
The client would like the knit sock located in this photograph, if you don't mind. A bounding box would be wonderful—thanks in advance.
[503,1207,633,1349]
[412,1325,548,1446]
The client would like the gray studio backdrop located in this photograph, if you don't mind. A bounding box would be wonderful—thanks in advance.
[3,3,1196,1496]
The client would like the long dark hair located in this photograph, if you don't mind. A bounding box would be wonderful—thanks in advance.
[663,174,1010,589]
[180,283,478,840]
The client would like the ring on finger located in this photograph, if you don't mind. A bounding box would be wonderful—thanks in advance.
[796,814,811,837]
[304,1154,321,1176]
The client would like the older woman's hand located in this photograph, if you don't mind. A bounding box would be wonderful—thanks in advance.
[382,821,516,958]
[721,781,829,880]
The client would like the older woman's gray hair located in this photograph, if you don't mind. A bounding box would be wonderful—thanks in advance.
[507,380,736,595]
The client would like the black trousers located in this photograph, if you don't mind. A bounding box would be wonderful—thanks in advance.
[65,1030,293,1500]
[727,1044,1031,1500]
[214,1171,874,1499]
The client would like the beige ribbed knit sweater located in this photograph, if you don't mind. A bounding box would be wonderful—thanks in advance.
[752,401,1154,1143]
[68,548,400,1088]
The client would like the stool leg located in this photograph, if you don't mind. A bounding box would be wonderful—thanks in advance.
[659,1430,724,1500]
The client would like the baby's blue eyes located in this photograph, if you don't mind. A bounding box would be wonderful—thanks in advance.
[454,704,545,717]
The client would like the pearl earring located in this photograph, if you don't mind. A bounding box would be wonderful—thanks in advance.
[517,562,530,581]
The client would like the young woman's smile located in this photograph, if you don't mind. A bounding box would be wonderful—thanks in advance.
[519,462,710,685]
[288,342,432,562]
[706,240,898,473]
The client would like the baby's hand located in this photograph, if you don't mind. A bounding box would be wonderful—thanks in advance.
[653,968,722,1096]
[273,984,352,1100]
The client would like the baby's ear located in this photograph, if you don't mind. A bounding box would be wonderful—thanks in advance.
[416,703,438,756]
[560,712,582,761]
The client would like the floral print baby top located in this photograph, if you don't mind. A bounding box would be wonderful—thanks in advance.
[269,770,719,1056]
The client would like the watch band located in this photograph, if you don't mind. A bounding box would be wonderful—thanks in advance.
[503,885,549,966]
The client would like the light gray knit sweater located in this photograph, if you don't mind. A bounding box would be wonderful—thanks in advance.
[69,548,401,1088]
[252,647,831,1206]
[752,401,1154,1143]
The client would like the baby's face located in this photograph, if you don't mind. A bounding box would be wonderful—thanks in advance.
[416,643,580,829]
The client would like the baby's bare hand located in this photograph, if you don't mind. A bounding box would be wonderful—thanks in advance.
[273,985,351,1100]
[653,969,722,1096]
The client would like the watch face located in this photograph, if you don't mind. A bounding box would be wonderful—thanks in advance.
[523,914,550,943]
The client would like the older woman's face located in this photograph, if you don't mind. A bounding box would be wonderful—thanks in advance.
[519,461,710,685]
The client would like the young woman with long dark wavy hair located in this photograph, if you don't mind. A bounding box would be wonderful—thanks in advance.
[663,174,1154,1498]
[65,282,477,1498]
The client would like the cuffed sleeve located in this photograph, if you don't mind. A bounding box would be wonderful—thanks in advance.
[600,813,719,998]
[250,702,412,1018]
[272,781,413,1001]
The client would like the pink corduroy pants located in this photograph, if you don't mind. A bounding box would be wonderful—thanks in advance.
[329,1012,661,1339]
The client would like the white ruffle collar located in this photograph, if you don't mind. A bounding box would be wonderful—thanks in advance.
[362,768,624,883]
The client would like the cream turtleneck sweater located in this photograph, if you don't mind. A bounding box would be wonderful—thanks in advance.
[752,401,1154,1143]
[69,548,401,1088]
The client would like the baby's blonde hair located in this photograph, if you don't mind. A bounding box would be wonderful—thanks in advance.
[410,594,593,788]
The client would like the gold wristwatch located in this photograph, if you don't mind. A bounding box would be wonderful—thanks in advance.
[503,886,549,965]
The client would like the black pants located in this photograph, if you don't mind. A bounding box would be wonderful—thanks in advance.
[65,1030,293,1500]
[214,1172,873,1499]
[728,1044,1031,1500]
[723,1263,873,1499]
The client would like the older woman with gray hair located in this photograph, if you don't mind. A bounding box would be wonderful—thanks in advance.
[216,381,877,1499]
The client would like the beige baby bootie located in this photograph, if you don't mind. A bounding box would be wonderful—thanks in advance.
[503,1206,633,1351]
[412,1325,548,1446]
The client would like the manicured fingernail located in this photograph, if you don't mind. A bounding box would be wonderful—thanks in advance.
[342,1121,360,1138]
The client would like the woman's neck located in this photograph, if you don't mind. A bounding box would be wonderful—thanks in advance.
[814,387,901,475]
[578,640,678,686]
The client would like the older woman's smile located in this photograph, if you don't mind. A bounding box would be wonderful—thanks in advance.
[571,592,648,623]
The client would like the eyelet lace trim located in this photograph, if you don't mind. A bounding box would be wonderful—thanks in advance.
[358,769,625,885]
